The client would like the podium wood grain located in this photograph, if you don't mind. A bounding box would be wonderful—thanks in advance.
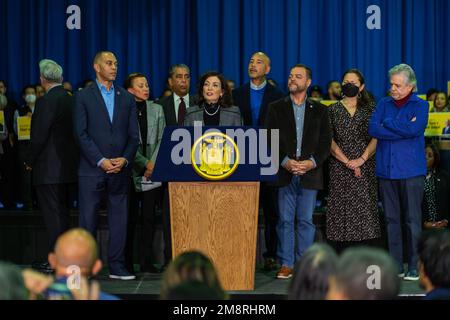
[169,182,260,290]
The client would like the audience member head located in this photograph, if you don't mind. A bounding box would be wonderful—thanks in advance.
[418,229,450,293]
[427,88,438,101]
[388,63,417,100]
[327,80,341,100]
[0,80,7,95]
[160,251,226,300]
[433,91,449,112]
[22,85,37,106]
[35,84,45,98]
[93,51,118,84]
[248,52,271,84]
[63,81,73,92]
[288,243,338,300]
[341,68,373,106]
[226,79,235,91]
[39,59,64,92]
[309,85,323,101]
[0,262,29,300]
[48,228,102,278]
[82,79,94,89]
[288,64,312,96]
[326,247,400,300]
[196,71,233,107]
[124,72,150,102]
[425,142,440,170]
[168,64,190,97]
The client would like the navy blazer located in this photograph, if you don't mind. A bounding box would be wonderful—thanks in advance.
[74,83,139,177]
[232,82,284,126]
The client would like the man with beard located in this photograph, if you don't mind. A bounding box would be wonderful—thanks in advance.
[265,64,331,279]
[325,80,342,101]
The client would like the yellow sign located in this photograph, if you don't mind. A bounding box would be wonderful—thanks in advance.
[17,116,31,140]
[320,100,337,107]
[0,111,5,133]
[417,94,427,101]
[426,112,450,136]
[191,132,240,180]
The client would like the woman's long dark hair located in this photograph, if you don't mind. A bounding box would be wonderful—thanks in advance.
[196,71,233,108]
[342,68,374,107]
[426,142,440,170]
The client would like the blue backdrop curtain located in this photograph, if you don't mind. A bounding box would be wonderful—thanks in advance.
[1,0,450,102]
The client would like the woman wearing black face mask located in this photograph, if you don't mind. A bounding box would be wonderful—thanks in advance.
[326,69,380,253]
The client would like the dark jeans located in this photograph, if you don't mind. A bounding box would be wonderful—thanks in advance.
[379,176,424,272]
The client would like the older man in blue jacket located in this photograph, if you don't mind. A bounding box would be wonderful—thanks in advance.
[369,64,428,280]
[369,64,429,281]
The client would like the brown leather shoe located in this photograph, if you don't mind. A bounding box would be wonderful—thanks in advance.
[276,265,293,279]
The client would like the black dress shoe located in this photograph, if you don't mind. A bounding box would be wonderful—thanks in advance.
[263,257,280,271]
[140,264,161,274]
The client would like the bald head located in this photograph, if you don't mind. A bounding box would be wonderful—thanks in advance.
[51,229,99,276]
[252,52,271,65]
[248,52,271,83]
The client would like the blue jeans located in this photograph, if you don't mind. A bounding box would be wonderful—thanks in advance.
[379,176,424,272]
[277,176,317,268]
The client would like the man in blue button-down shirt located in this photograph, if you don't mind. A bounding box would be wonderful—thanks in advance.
[369,63,429,281]
[74,51,139,280]
[266,64,332,279]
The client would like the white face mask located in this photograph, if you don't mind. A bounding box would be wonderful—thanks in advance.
[25,94,36,104]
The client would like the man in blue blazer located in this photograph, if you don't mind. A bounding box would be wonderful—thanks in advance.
[74,51,139,280]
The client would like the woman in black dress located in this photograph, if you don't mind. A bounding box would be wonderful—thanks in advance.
[422,143,449,229]
[326,69,380,252]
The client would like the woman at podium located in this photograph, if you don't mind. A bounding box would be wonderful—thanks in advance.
[183,71,242,126]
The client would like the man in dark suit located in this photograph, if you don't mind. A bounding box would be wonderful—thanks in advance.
[233,52,284,271]
[30,59,78,257]
[266,64,331,279]
[156,64,196,267]
[74,51,139,280]
[158,64,196,126]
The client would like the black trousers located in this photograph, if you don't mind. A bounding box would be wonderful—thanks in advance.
[125,183,159,271]
[0,144,16,208]
[261,183,279,259]
[35,183,72,252]
[162,184,172,264]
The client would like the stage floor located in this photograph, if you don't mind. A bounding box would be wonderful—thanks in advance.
[96,266,426,300]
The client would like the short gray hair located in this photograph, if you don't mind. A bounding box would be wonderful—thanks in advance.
[169,64,190,78]
[39,59,63,83]
[389,63,417,92]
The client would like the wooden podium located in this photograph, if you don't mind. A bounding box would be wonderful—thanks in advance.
[169,181,260,290]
